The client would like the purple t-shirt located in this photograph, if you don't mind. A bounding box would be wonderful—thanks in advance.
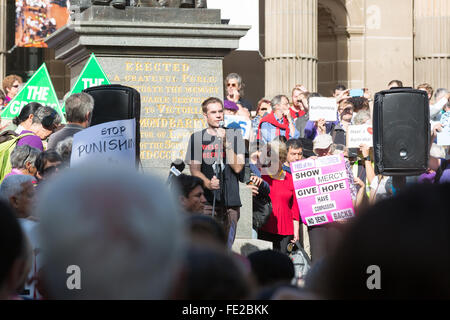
[16,130,43,151]
[418,159,450,184]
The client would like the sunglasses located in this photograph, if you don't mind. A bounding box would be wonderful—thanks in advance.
[12,84,19,88]
[260,108,268,111]
[226,83,237,87]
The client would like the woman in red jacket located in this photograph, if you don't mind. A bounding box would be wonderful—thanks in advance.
[258,139,300,255]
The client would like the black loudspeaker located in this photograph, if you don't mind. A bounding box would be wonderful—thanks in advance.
[373,88,430,176]
[83,84,141,166]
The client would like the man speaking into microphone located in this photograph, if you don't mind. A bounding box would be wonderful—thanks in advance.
[185,97,245,247]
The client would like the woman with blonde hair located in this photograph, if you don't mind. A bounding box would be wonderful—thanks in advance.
[258,138,300,254]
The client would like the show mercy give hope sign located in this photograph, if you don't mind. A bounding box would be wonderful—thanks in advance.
[71,119,136,168]
[291,154,354,227]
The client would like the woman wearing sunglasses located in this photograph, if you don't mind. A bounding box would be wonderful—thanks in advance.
[2,74,23,107]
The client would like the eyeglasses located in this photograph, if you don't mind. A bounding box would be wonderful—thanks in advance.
[226,83,237,88]
[12,85,19,88]
[260,108,268,111]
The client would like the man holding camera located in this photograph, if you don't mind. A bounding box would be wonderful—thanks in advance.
[185,97,245,247]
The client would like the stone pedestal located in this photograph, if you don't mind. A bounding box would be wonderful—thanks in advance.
[46,6,269,251]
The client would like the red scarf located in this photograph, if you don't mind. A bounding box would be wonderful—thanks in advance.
[289,107,305,120]
[257,112,290,140]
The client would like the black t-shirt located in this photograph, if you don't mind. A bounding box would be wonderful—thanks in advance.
[185,128,245,207]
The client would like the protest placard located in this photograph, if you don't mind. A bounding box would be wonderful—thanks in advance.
[309,97,337,122]
[61,53,111,114]
[347,124,373,148]
[437,115,450,146]
[1,63,65,123]
[291,154,354,227]
[71,119,136,168]
[224,114,252,140]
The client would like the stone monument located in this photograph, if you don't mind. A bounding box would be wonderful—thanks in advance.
[46,5,271,255]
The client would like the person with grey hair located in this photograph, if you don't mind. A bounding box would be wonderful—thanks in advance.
[15,103,61,151]
[35,165,185,299]
[430,88,449,122]
[257,95,300,143]
[0,174,39,299]
[55,136,73,168]
[4,145,41,182]
[47,92,94,150]
[352,109,371,125]
[0,174,36,220]
[224,72,254,111]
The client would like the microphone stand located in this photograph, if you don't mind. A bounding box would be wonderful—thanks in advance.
[212,126,225,219]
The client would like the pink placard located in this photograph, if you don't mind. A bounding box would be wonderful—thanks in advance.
[290,154,355,227]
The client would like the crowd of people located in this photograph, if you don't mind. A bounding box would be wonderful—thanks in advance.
[0,69,449,300]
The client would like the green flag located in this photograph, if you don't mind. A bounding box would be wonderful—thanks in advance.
[61,53,110,114]
[1,63,66,123]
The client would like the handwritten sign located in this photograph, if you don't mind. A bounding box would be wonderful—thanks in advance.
[291,154,354,226]
[224,115,252,140]
[71,119,136,168]
[347,124,373,148]
[437,114,450,145]
[309,97,337,122]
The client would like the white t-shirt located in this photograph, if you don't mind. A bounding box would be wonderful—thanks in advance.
[370,175,389,201]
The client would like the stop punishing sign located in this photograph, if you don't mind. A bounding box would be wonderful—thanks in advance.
[290,154,355,227]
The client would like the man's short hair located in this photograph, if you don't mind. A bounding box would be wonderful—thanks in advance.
[173,174,204,198]
[10,145,41,170]
[388,80,403,87]
[271,95,289,110]
[2,74,23,93]
[35,165,185,299]
[417,83,434,97]
[334,84,347,92]
[348,97,369,112]
[0,175,35,203]
[64,93,94,123]
[201,97,223,114]
[55,137,73,167]
[286,138,303,152]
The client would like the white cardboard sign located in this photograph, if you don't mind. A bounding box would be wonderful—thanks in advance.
[309,97,337,122]
[71,119,136,168]
[347,124,374,148]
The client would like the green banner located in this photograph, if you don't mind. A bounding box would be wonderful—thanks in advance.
[1,63,65,123]
[61,53,110,114]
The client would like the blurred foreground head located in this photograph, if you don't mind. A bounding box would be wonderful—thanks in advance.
[35,165,185,299]
[310,183,450,299]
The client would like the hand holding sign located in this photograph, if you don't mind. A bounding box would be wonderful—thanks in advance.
[309,98,337,122]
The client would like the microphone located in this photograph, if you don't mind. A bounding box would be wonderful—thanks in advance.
[218,121,225,129]
[167,159,185,185]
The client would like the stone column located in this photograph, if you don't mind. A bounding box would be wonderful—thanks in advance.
[414,0,450,90]
[265,0,318,98]
[0,0,6,80]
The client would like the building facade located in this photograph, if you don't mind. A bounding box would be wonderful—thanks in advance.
[1,0,449,104]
